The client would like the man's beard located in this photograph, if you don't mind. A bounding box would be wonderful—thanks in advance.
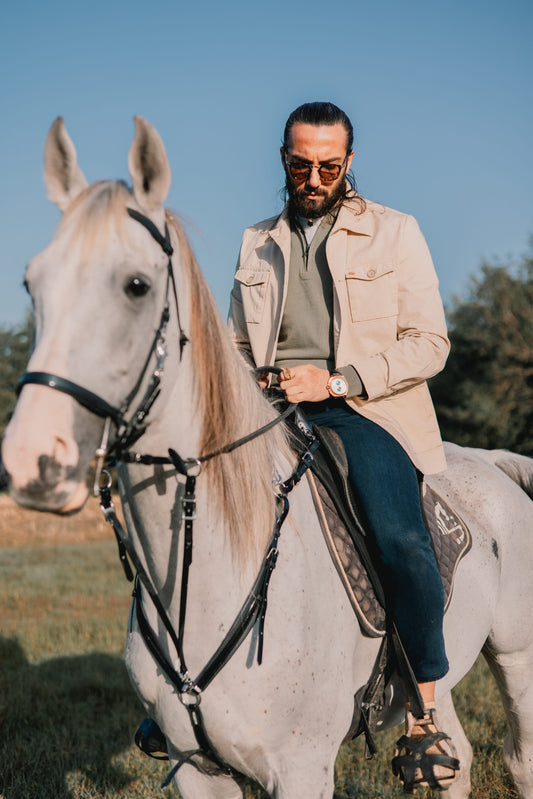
[286,177,347,220]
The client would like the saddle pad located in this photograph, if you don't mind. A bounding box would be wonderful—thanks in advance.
[307,472,472,637]
[420,482,472,612]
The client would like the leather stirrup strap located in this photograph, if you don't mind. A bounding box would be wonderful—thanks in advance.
[389,623,424,718]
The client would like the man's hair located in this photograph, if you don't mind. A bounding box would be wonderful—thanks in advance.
[282,101,364,208]
[283,101,354,151]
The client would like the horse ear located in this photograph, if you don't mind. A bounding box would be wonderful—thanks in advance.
[128,116,171,211]
[44,117,88,212]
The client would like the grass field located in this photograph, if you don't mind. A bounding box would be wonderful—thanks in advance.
[0,494,520,798]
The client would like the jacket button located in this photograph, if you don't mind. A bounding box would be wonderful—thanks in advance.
[246,274,255,284]
[367,268,376,277]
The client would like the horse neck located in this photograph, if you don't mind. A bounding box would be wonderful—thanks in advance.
[116,398,280,667]
[115,239,292,619]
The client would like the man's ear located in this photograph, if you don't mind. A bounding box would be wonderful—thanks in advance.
[346,149,354,172]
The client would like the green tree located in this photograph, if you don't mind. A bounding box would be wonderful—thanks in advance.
[431,247,533,455]
[0,313,33,438]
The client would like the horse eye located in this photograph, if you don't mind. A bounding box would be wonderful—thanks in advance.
[125,276,151,298]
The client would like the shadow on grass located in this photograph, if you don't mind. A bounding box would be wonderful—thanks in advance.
[0,635,142,799]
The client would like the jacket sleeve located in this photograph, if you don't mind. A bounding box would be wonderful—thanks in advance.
[352,215,450,401]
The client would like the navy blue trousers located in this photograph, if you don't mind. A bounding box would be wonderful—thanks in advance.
[301,399,449,682]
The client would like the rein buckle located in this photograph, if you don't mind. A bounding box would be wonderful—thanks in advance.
[181,497,197,522]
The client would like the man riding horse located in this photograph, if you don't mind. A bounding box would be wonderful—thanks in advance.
[228,100,460,792]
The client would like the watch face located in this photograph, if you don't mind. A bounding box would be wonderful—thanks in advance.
[329,375,348,397]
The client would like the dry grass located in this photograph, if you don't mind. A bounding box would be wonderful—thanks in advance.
[0,495,520,798]
[0,493,116,547]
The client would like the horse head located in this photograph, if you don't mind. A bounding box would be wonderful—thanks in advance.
[2,117,186,513]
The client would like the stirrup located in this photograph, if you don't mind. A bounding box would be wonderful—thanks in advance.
[392,707,460,794]
[135,717,169,760]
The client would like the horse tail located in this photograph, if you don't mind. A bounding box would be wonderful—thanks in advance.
[476,449,533,501]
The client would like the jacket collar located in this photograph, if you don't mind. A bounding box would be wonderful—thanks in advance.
[267,194,373,243]
[333,197,374,236]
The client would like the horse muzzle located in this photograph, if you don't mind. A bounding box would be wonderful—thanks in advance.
[1,386,95,513]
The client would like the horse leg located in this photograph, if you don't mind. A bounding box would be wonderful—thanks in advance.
[171,762,245,799]
[264,748,337,799]
[269,770,335,798]
[172,758,336,799]
[483,641,533,798]
[434,690,473,798]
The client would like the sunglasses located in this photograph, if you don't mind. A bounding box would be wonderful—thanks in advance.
[285,154,349,184]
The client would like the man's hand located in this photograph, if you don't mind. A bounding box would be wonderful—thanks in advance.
[279,364,330,403]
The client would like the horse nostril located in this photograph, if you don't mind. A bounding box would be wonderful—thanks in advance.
[52,433,80,468]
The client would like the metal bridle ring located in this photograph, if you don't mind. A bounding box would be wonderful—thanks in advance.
[179,689,202,708]
[185,459,202,478]
[98,469,113,490]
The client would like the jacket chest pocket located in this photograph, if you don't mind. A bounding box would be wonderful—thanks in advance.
[235,267,271,324]
[345,264,398,322]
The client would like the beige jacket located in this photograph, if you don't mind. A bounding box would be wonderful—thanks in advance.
[228,198,450,474]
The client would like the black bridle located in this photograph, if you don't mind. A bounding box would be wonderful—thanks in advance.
[18,208,189,461]
[16,205,320,781]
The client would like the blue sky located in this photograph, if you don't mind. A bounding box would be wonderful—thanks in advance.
[1,0,531,326]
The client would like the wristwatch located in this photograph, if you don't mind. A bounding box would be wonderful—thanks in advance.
[326,372,348,398]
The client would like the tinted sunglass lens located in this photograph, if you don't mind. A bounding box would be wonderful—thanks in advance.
[288,162,343,182]
[318,166,341,183]
[289,165,311,181]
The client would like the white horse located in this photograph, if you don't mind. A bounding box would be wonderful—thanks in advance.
[3,116,533,799]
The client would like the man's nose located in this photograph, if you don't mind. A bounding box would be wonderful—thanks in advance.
[307,166,322,188]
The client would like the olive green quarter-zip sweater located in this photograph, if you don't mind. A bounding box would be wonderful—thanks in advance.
[275,217,335,372]
[275,217,362,396]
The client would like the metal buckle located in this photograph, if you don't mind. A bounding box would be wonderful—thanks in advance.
[181,496,197,522]
[93,417,112,496]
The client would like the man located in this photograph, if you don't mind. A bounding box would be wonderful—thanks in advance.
[228,101,459,791]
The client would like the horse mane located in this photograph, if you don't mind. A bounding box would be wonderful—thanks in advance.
[165,212,293,565]
[59,180,292,565]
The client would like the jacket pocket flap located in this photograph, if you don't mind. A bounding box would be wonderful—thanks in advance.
[235,268,269,287]
[345,263,395,282]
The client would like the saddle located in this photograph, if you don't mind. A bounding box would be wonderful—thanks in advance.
[309,426,472,637]
[289,418,471,638]
[290,418,472,637]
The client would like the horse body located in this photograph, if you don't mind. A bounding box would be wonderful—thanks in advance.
[121,460,365,797]
[430,445,533,798]
[3,117,533,798]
